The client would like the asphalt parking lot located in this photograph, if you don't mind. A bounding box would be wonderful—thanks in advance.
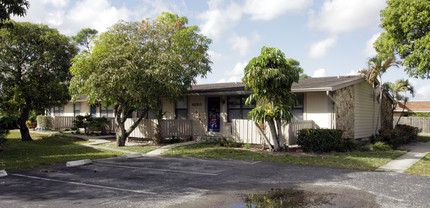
[1,155,430,208]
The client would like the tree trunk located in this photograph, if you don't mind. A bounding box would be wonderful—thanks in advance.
[255,122,273,151]
[396,95,408,127]
[18,108,32,141]
[114,106,148,147]
[116,122,127,146]
[267,119,280,151]
[275,119,287,151]
[115,110,127,146]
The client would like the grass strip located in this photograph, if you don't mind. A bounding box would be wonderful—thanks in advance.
[0,132,126,170]
[98,142,158,154]
[163,143,406,171]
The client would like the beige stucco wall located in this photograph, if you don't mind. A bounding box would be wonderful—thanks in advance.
[63,102,74,116]
[354,81,380,139]
[161,98,175,119]
[304,92,332,129]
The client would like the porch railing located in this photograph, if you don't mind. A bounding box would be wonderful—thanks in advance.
[49,116,318,145]
[231,119,317,145]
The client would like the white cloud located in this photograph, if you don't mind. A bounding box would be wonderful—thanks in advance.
[218,61,247,82]
[207,50,223,61]
[229,33,260,56]
[64,0,132,35]
[13,0,180,36]
[345,70,358,76]
[198,0,242,40]
[308,36,337,58]
[363,33,380,58]
[312,68,326,77]
[415,84,430,101]
[243,0,312,20]
[308,0,386,34]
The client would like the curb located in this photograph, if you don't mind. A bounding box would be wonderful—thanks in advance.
[66,159,92,167]
[0,170,7,177]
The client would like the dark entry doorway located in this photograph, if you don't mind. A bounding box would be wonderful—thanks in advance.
[208,97,220,132]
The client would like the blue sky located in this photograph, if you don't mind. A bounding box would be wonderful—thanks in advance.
[13,0,429,100]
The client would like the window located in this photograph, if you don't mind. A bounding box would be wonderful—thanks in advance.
[137,110,156,119]
[227,95,255,122]
[90,105,97,117]
[100,105,114,118]
[292,93,304,120]
[175,99,188,120]
[74,103,81,117]
[46,108,51,116]
[54,106,64,116]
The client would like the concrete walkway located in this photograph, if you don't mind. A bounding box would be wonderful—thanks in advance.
[32,130,197,156]
[145,140,197,156]
[376,141,430,173]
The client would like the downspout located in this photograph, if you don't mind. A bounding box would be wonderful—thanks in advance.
[326,91,336,129]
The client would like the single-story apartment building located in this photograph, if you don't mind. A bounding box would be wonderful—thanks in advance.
[47,75,393,144]
[394,101,430,117]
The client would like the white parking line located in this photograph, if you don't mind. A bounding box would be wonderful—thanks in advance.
[12,174,156,194]
[95,162,219,176]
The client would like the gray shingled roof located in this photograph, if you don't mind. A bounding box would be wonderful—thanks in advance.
[188,75,364,94]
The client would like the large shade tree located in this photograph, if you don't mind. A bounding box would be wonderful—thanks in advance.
[359,55,398,132]
[375,0,430,79]
[70,13,212,146]
[0,21,78,141]
[0,0,29,27]
[72,28,98,52]
[242,46,300,152]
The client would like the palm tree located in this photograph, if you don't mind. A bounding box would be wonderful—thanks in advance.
[359,55,398,133]
[394,79,415,126]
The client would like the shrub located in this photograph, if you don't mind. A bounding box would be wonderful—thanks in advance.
[206,137,240,147]
[0,113,18,129]
[73,115,109,135]
[0,129,8,151]
[371,142,392,151]
[371,125,419,148]
[243,142,251,149]
[36,115,53,130]
[25,120,32,128]
[297,129,343,153]
[339,139,361,152]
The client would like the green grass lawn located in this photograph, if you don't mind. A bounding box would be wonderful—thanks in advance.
[98,142,159,154]
[0,131,127,170]
[163,143,407,171]
[405,153,430,176]
[417,135,430,142]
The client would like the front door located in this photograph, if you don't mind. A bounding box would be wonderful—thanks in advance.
[208,97,220,132]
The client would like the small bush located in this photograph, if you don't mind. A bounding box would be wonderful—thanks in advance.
[36,115,53,130]
[73,115,109,135]
[339,139,361,152]
[25,120,32,128]
[243,142,251,149]
[0,129,8,151]
[371,142,392,151]
[206,137,240,147]
[371,125,419,148]
[0,113,18,129]
[297,129,343,153]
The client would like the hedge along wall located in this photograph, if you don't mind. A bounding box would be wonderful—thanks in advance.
[332,85,355,139]
[36,115,54,130]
